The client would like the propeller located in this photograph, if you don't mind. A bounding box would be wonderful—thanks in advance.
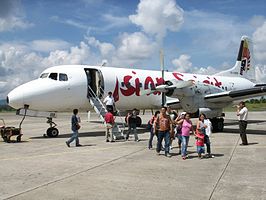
[140,80,194,96]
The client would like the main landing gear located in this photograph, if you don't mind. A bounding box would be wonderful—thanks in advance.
[45,117,59,137]
[210,118,224,132]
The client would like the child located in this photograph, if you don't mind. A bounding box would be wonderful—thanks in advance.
[195,128,205,159]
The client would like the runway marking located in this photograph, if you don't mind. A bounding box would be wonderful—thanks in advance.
[208,136,241,200]
[0,145,130,161]
[4,146,146,200]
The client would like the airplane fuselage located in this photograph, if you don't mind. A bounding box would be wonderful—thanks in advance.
[7,65,255,114]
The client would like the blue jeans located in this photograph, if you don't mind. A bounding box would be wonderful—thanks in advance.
[148,127,155,148]
[156,130,170,154]
[197,146,205,154]
[176,134,182,146]
[126,123,138,141]
[181,136,190,157]
[67,130,80,145]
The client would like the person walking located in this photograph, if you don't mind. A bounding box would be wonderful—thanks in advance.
[175,111,186,154]
[66,109,82,147]
[166,106,178,151]
[178,113,194,160]
[104,109,115,142]
[237,101,249,145]
[103,91,115,113]
[197,113,214,158]
[154,107,173,157]
[148,111,160,149]
[126,108,139,141]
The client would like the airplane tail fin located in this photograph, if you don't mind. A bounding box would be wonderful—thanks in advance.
[215,36,256,82]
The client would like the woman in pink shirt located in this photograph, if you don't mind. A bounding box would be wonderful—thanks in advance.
[177,113,194,160]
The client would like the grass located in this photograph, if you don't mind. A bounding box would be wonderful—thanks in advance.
[224,102,266,112]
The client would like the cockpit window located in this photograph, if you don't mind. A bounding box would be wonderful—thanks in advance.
[49,73,58,80]
[40,73,49,78]
[59,73,68,81]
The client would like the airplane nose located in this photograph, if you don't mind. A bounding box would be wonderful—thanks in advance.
[7,86,24,109]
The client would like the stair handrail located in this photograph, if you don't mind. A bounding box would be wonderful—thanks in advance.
[87,86,107,120]
[87,85,126,131]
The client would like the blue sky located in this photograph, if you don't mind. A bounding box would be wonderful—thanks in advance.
[0,0,266,98]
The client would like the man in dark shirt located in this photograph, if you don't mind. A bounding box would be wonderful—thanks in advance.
[66,109,82,147]
[125,108,139,142]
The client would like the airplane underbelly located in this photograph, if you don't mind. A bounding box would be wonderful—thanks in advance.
[116,94,162,110]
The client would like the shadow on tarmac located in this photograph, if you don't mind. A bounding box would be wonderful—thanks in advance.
[224,119,266,126]
[223,128,266,135]
[30,127,149,140]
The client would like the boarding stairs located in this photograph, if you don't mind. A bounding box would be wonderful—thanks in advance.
[87,86,125,140]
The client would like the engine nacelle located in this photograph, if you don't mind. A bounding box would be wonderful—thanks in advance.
[190,108,224,119]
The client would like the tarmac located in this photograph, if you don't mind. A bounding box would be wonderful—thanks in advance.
[0,111,266,200]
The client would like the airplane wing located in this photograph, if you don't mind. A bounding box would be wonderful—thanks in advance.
[205,84,266,103]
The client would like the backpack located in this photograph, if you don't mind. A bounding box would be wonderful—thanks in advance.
[147,116,155,130]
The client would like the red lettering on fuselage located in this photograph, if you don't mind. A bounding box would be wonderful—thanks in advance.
[117,71,223,99]
[172,72,184,80]
[119,72,165,97]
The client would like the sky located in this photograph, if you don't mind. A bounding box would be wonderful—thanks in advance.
[0,0,266,99]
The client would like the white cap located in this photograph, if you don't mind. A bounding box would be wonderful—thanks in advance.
[181,112,186,115]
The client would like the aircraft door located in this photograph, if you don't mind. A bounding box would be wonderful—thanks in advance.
[84,68,104,98]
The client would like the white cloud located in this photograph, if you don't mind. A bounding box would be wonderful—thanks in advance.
[102,14,130,28]
[196,66,218,75]
[172,53,219,75]
[112,32,158,66]
[255,65,266,83]
[183,9,251,58]
[85,32,158,66]
[0,0,33,32]
[0,40,96,98]
[253,21,266,63]
[249,15,265,28]
[43,41,93,66]
[172,54,192,72]
[30,40,72,53]
[86,36,115,58]
[50,16,88,30]
[129,0,184,40]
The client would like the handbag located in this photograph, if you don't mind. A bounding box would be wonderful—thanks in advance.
[76,124,81,130]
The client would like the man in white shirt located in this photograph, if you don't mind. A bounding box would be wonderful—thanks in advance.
[236,101,248,145]
[103,91,115,113]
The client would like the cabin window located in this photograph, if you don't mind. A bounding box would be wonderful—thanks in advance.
[59,73,68,81]
[40,73,49,78]
[49,73,58,80]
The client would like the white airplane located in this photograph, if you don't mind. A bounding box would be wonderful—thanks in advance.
[6,36,266,137]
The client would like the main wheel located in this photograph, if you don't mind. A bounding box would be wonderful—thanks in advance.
[211,118,224,132]
[47,127,59,137]
[216,118,224,132]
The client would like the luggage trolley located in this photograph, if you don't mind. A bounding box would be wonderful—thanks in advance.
[0,118,22,143]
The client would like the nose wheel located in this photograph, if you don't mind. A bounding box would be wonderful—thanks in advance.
[44,117,59,137]
[46,127,59,137]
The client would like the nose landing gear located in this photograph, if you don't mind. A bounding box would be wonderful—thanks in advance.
[45,117,59,137]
